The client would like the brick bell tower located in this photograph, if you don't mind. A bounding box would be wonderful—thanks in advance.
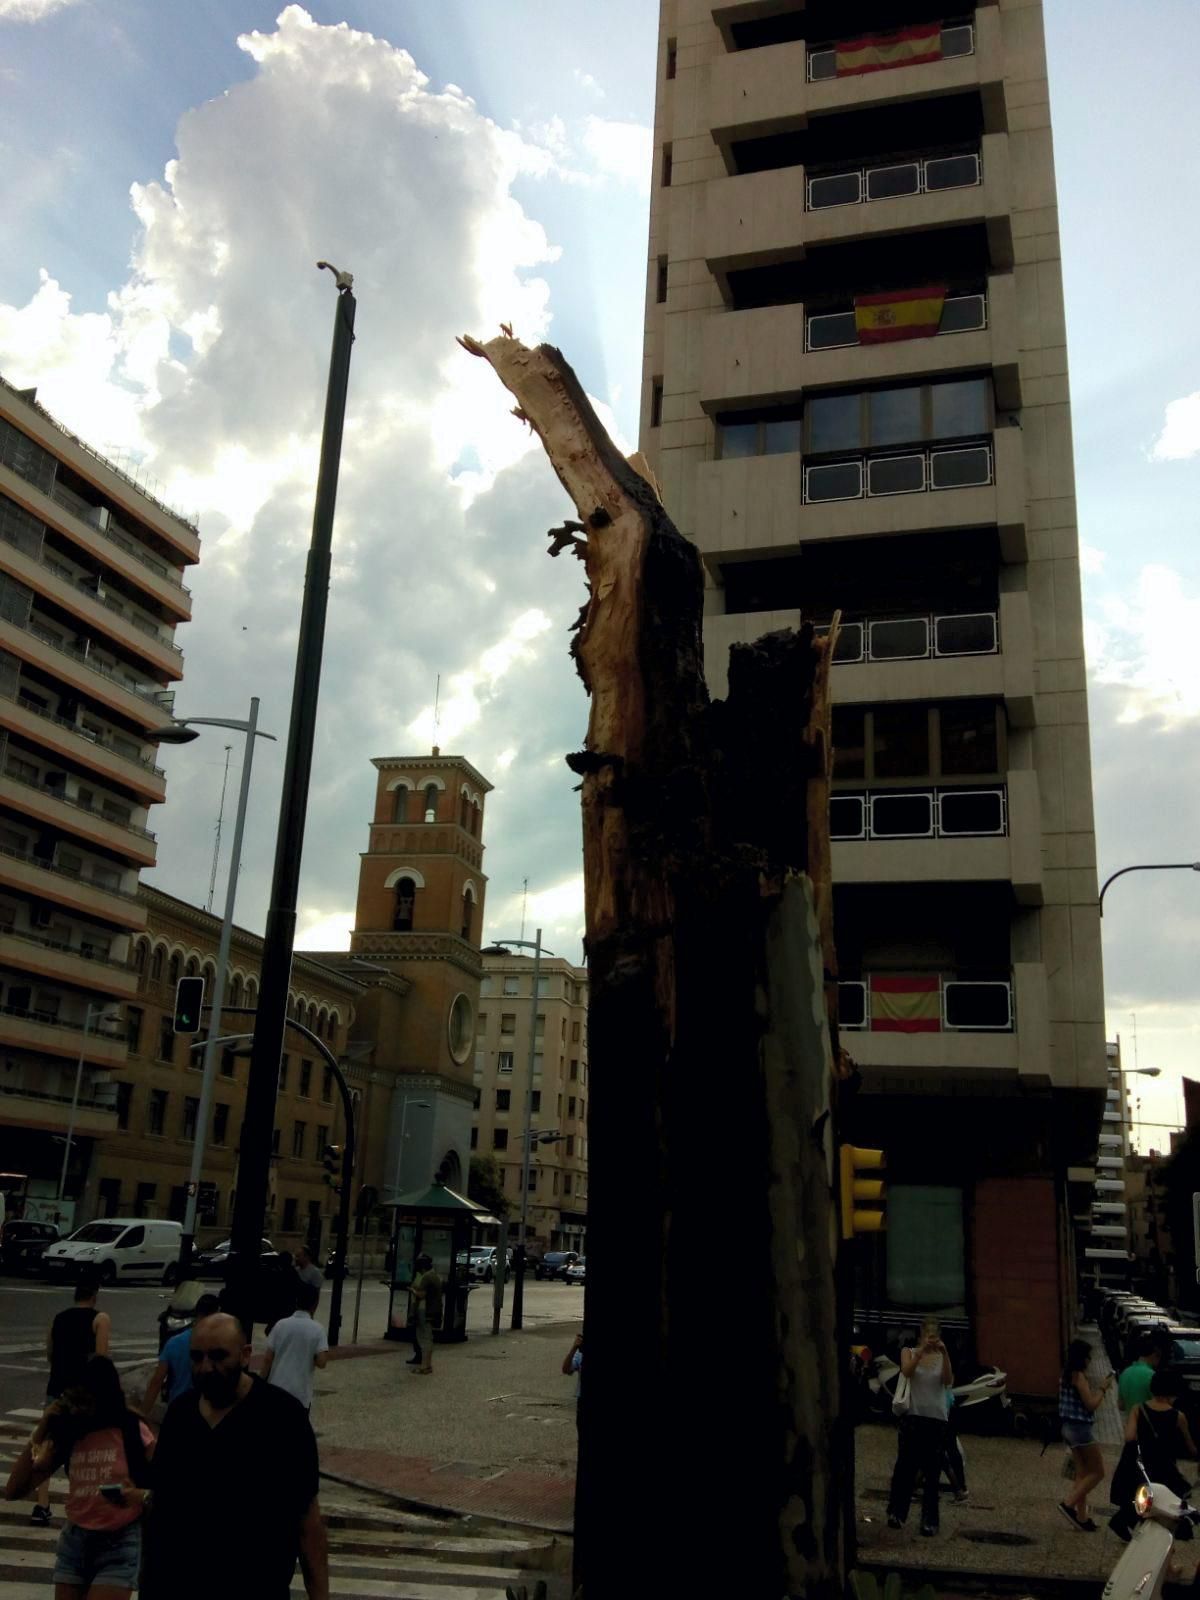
[349,748,491,1198]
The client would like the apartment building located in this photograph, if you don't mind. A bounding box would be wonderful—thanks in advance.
[474,952,588,1255]
[91,887,362,1253]
[643,1,1105,1394]
[0,377,198,1223]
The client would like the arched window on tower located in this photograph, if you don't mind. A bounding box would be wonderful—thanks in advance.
[393,786,408,823]
[460,885,476,944]
[423,784,438,823]
[460,792,469,829]
[393,876,417,932]
[471,800,482,838]
[167,952,181,989]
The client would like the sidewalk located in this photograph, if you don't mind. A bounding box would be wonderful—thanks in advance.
[311,1320,579,1533]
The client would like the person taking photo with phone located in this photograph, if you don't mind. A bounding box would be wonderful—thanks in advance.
[4,1355,153,1599]
[887,1317,955,1537]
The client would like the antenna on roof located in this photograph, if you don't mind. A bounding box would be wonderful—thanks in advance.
[432,673,441,754]
[520,877,528,943]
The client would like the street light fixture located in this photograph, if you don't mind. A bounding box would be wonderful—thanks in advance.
[481,930,556,1329]
[1099,862,1200,914]
[148,698,277,1278]
[59,1004,122,1205]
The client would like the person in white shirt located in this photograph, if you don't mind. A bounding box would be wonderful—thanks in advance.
[886,1317,954,1537]
[261,1282,328,1411]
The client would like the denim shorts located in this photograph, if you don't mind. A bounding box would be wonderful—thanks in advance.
[1062,1420,1094,1448]
[53,1520,142,1588]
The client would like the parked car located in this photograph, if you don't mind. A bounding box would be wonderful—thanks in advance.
[42,1219,183,1286]
[535,1251,579,1281]
[565,1257,586,1286]
[193,1237,276,1278]
[0,1219,59,1273]
[455,1246,512,1283]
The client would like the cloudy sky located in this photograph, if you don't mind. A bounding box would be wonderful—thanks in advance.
[1,1,1198,1146]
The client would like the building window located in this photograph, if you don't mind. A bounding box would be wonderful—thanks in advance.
[423,782,439,823]
[321,1065,333,1103]
[212,1103,230,1146]
[134,1186,155,1220]
[650,378,664,428]
[494,1128,509,1151]
[497,1052,514,1074]
[553,1171,560,1195]
[503,976,519,996]
[182,1097,199,1141]
[480,976,493,997]
[535,1014,546,1038]
[805,376,992,458]
[666,36,677,78]
[530,1090,541,1115]
[220,1044,235,1077]
[569,1058,579,1080]
[115,1081,132,1131]
[886,1185,966,1311]
[272,1127,281,1154]
[132,940,147,975]
[536,976,550,997]
[147,1089,168,1137]
[470,1127,478,1150]
[564,1173,572,1196]
[716,407,803,460]
[460,889,475,943]
[566,1135,575,1157]
[125,1007,143,1053]
[282,1196,298,1233]
[527,1169,538,1190]
[292,1121,307,1158]
[316,1126,328,1161]
[157,1016,175,1064]
[392,786,408,823]
[832,701,1003,786]
[579,1098,586,1119]
[98,1177,121,1217]
[299,1059,312,1097]
[393,875,417,932]
[168,1185,187,1222]
[568,1096,576,1119]
[661,142,672,188]
[279,1054,289,1092]
[167,952,181,989]
[500,1013,516,1035]
[496,1089,511,1112]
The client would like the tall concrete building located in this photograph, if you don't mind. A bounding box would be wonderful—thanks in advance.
[474,950,589,1255]
[0,377,197,1222]
[643,1,1105,1394]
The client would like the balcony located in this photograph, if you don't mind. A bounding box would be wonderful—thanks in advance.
[0,610,175,736]
[0,1004,126,1067]
[807,21,976,83]
[0,927,139,998]
[0,1079,117,1136]
[804,440,993,501]
[830,770,1042,904]
[703,134,1013,290]
[692,422,1026,563]
[0,843,146,931]
[0,769,156,869]
[708,9,1003,153]
[0,688,166,805]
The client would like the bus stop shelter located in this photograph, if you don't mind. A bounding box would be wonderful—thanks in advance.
[382,1181,499,1344]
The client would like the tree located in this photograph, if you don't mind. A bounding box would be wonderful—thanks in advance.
[469,1152,510,1219]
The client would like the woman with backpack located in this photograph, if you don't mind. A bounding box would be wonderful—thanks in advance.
[4,1354,154,1597]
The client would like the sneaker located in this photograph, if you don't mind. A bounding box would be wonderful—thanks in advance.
[1058,1501,1083,1531]
[1080,1519,1099,1533]
[886,1515,903,1530]
[920,1523,937,1537]
[30,1505,51,1526]
[953,1490,969,1504]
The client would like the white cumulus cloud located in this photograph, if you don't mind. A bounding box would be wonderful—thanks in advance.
[0,0,82,19]
[1150,391,1200,461]
[1088,564,1200,721]
[582,117,653,192]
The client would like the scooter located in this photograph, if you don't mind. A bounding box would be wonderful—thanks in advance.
[1104,1472,1200,1600]
[867,1348,1015,1431]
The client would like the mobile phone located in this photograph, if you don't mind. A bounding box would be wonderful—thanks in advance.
[99,1484,125,1504]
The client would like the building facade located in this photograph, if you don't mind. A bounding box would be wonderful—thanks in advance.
[474,951,589,1254]
[644,0,1105,1394]
[309,750,491,1212]
[91,887,362,1253]
[0,377,198,1224]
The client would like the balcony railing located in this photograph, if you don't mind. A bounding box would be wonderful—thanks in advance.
[0,924,128,971]
[815,609,997,665]
[49,483,191,595]
[806,292,987,352]
[0,611,173,720]
[0,1001,125,1040]
[1,761,156,841]
[0,685,165,778]
[803,441,993,503]
[0,1080,116,1111]
[831,784,1006,841]
[807,150,981,212]
[807,21,974,82]
[0,839,140,903]
[839,971,1013,1032]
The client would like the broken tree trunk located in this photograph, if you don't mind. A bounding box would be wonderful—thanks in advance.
[460,332,848,1599]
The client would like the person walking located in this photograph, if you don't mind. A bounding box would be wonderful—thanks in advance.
[141,1293,221,1415]
[139,1311,329,1600]
[1117,1335,1162,1413]
[294,1244,324,1295]
[30,1265,111,1527]
[262,1281,329,1411]
[4,1355,153,1599]
[409,1252,443,1376]
[1057,1338,1113,1531]
[887,1319,954,1537]
[1110,1368,1198,1541]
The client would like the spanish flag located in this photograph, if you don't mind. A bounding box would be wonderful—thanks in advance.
[854,285,947,345]
[836,22,943,77]
[870,975,941,1033]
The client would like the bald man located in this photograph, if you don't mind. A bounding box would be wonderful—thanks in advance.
[140,1313,328,1600]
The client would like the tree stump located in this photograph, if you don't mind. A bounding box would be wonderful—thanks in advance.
[460,333,846,1598]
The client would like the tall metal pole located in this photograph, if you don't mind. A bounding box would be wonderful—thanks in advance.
[226,271,356,1333]
[59,1004,104,1202]
[351,1070,376,1346]
[511,929,542,1330]
[177,698,261,1279]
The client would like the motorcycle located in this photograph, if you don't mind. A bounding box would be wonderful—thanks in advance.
[1104,1472,1200,1600]
[866,1347,1019,1433]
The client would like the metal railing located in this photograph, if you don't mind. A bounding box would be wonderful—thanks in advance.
[838,971,1013,1032]
[0,611,174,724]
[815,609,997,664]
[0,838,141,903]
[0,923,127,970]
[830,784,1007,841]
[0,760,156,841]
[806,292,987,352]
[0,1001,126,1041]
[807,21,974,81]
[0,684,165,778]
[807,150,981,211]
[0,1081,117,1110]
[802,441,993,503]
[50,483,191,596]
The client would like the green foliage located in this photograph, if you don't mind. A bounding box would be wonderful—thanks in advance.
[850,1573,939,1600]
[469,1152,510,1218]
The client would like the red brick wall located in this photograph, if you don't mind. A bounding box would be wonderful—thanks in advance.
[972,1176,1063,1398]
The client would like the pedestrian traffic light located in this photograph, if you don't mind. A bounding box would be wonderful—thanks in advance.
[323,1144,341,1191]
[839,1145,886,1240]
[173,975,205,1035]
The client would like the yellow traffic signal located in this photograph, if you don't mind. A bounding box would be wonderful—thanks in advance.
[839,1145,886,1240]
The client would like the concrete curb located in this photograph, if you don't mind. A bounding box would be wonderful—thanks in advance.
[318,1466,575,1544]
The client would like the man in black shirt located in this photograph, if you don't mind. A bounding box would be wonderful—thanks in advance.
[141,1312,328,1600]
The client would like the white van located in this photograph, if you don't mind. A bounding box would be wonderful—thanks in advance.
[42,1218,183,1286]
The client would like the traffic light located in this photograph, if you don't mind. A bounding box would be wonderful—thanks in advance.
[173,975,205,1035]
[323,1144,342,1192]
[839,1144,886,1240]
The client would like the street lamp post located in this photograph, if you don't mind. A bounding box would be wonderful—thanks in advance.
[151,700,277,1280]
[1099,862,1200,914]
[59,1004,121,1206]
[392,1097,432,1198]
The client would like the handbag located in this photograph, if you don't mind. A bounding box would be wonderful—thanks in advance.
[892,1374,912,1418]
